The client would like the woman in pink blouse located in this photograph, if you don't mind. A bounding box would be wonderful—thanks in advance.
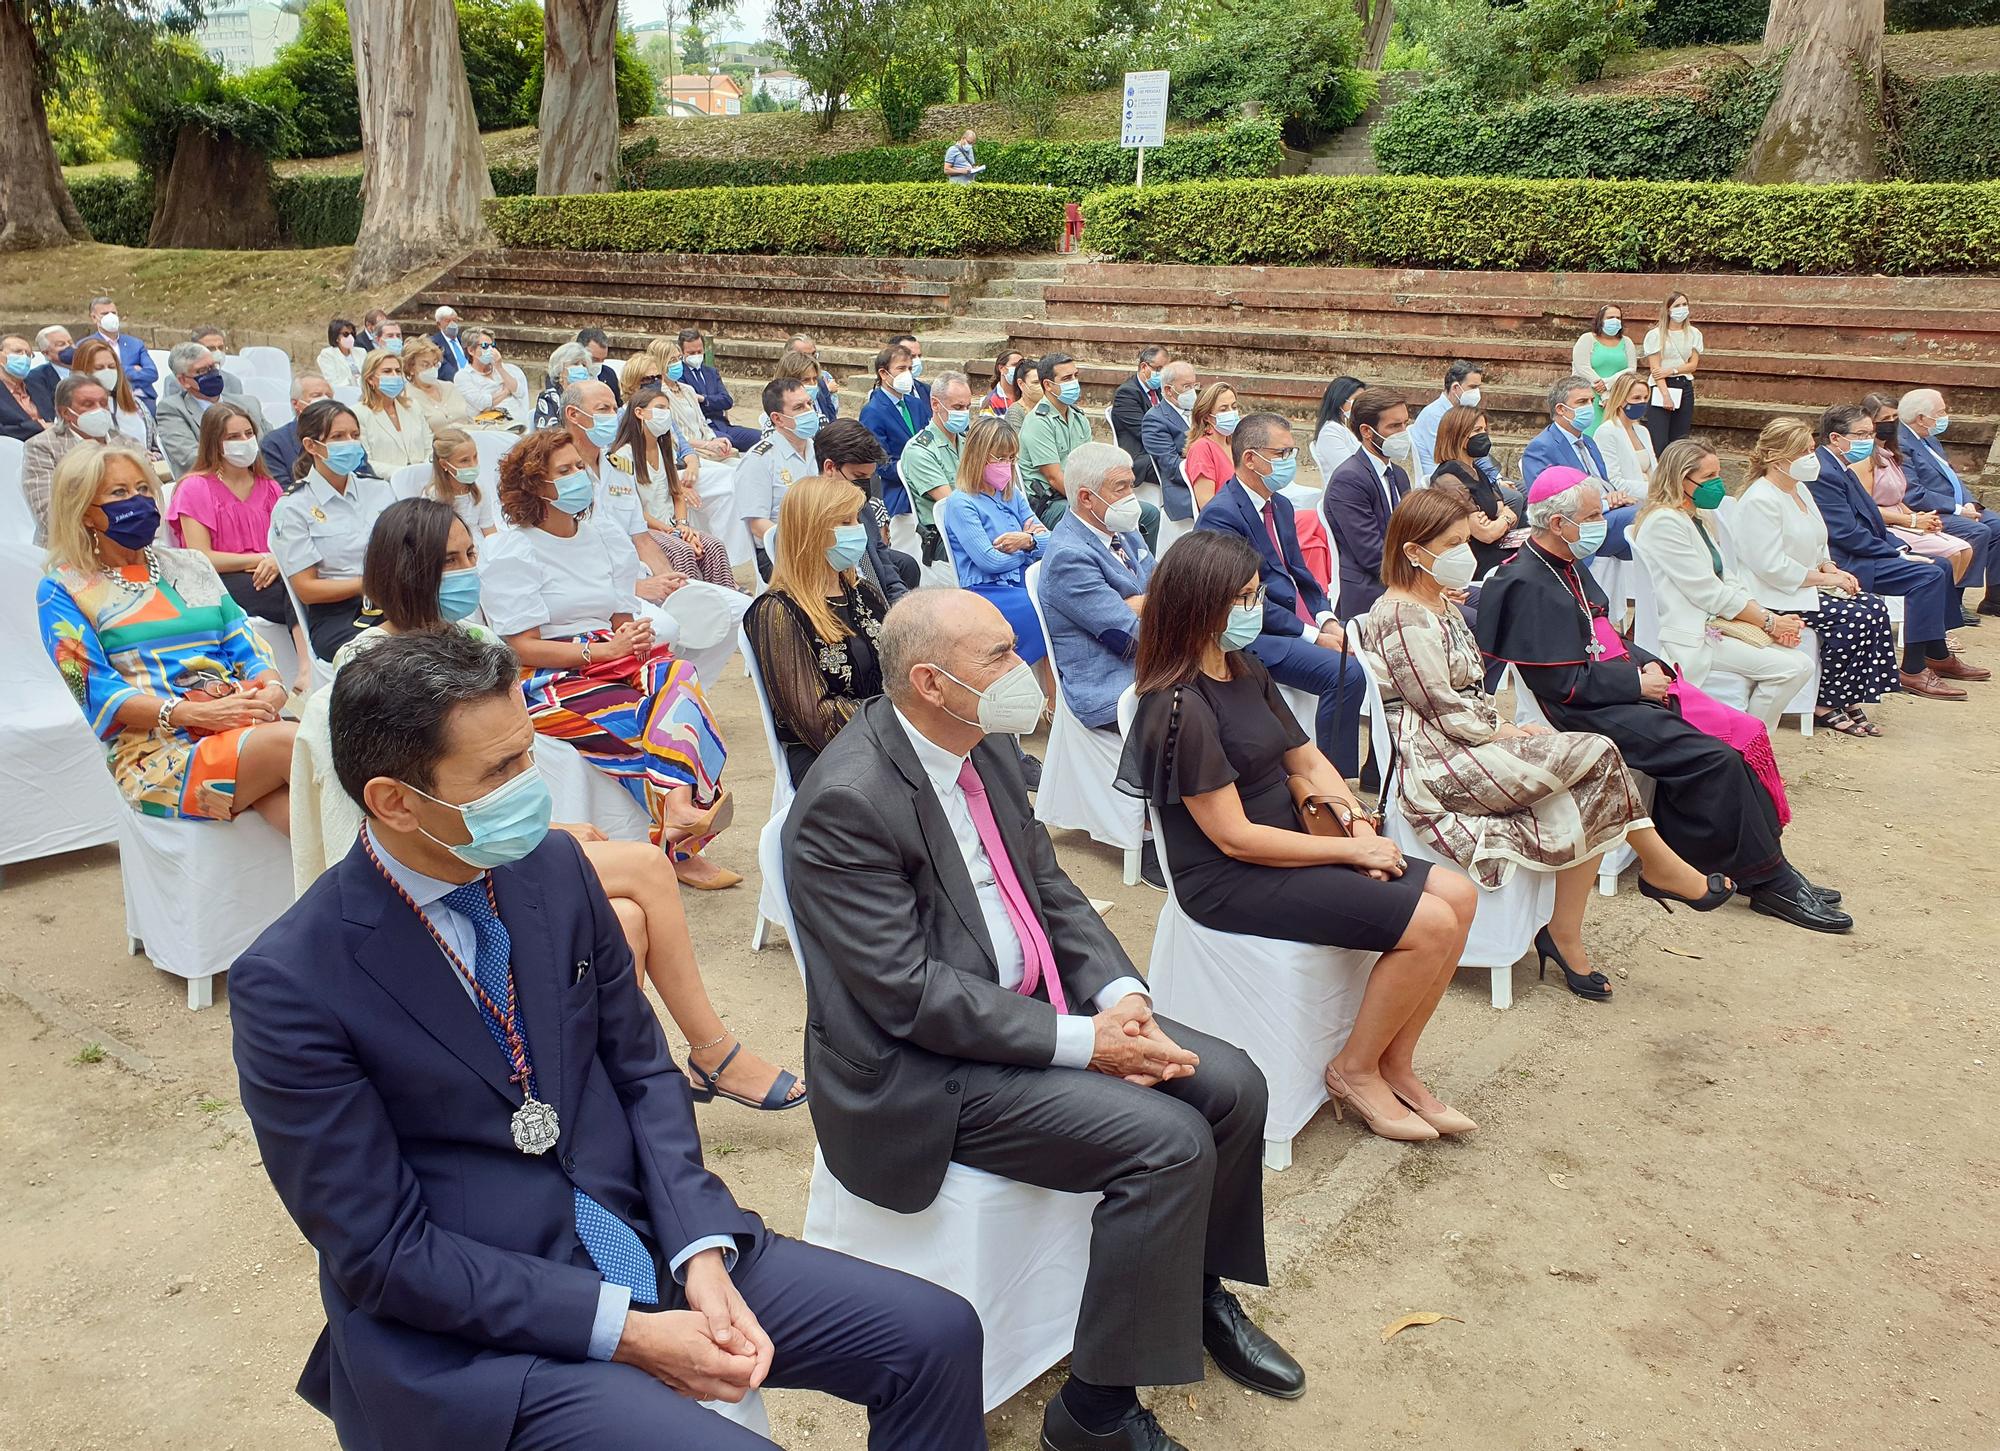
[167,400,313,693]
[1860,392,1973,584]
[1185,381,1239,511]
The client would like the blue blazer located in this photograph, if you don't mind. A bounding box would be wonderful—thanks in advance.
[679,361,735,427]
[1321,448,1409,621]
[1196,479,1327,638]
[1138,400,1193,520]
[428,330,470,382]
[0,376,45,441]
[1897,424,1968,513]
[230,834,755,1451]
[940,485,1043,586]
[1520,423,1607,489]
[1807,445,1906,581]
[24,361,61,419]
[860,386,932,514]
[1039,509,1155,728]
[94,331,157,410]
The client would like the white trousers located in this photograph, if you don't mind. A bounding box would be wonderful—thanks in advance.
[1681,633,1814,730]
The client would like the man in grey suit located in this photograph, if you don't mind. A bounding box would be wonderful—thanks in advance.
[784,590,1304,1451]
[156,339,269,476]
[1139,359,1197,528]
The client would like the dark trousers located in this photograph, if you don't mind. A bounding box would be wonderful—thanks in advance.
[1938,508,2000,594]
[507,1233,986,1450]
[714,419,763,453]
[1643,375,1695,456]
[1858,550,1954,651]
[952,1017,1268,1390]
[303,596,371,661]
[1246,629,1368,777]
[219,569,296,627]
[1598,501,1640,561]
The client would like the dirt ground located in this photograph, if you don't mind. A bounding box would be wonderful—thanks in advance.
[1,628,1996,1451]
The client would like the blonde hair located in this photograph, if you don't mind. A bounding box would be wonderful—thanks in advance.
[70,336,138,414]
[403,336,443,382]
[359,347,405,410]
[954,415,1019,494]
[775,347,821,389]
[769,473,867,643]
[429,425,480,504]
[619,352,664,399]
[1606,368,1650,425]
[1636,437,1720,527]
[1747,416,1816,482]
[43,442,157,575]
[1192,381,1235,437]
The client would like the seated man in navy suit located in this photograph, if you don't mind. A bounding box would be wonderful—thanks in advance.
[25,324,70,418]
[86,294,158,410]
[1195,412,1368,777]
[1808,403,1986,700]
[1140,360,1198,533]
[1321,386,1413,622]
[1521,375,1637,559]
[1898,387,2000,621]
[675,327,761,452]
[231,631,985,1451]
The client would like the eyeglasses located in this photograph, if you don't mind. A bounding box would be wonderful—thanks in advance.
[641,376,663,387]
[1232,587,1267,610]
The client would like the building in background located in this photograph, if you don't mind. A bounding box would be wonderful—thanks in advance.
[195,1,299,72]
[663,72,745,117]
[752,69,811,107]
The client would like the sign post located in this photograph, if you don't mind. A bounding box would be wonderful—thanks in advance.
[1120,69,1170,189]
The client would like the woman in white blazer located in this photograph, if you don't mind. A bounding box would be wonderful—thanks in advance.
[1726,417,1898,737]
[1591,370,1657,494]
[1630,438,1813,730]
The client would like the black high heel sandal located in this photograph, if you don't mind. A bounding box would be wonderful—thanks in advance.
[1637,872,1733,913]
[1535,926,1611,1001]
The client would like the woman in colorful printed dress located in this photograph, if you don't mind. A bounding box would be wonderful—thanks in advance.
[480,428,738,891]
[605,383,737,587]
[37,441,294,831]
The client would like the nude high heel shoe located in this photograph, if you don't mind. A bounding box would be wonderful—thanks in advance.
[1324,1066,1438,1142]
[1391,1091,1477,1136]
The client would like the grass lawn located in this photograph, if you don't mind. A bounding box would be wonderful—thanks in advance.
[1592,23,2000,92]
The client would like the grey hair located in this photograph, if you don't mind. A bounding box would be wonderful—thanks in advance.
[1547,374,1593,417]
[1160,359,1195,389]
[1897,386,1943,419]
[932,369,970,400]
[1066,441,1134,501]
[90,296,114,310]
[547,341,589,383]
[34,325,68,352]
[291,371,329,400]
[1526,481,1595,531]
[189,323,225,343]
[167,340,210,379]
[878,591,961,706]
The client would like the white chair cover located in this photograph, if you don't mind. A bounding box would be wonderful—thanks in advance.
[0,437,32,544]
[687,454,752,564]
[237,344,292,382]
[1116,687,1376,1169]
[0,541,125,867]
[279,569,336,692]
[1589,553,1637,623]
[331,384,362,407]
[1351,632,1552,1009]
[534,734,652,842]
[646,578,749,688]
[739,625,798,953]
[387,462,432,499]
[468,429,519,497]
[1502,665,1648,896]
[248,617,301,691]
[240,374,291,419]
[119,809,293,1009]
[1022,561,1143,880]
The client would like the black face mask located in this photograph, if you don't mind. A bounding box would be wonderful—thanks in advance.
[1465,432,1492,459]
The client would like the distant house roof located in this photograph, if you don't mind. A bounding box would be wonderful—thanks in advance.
[668,74,744,97]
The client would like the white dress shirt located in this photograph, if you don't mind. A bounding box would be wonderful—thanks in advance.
[735,431,814,525]
[270,470,394,581]
[890,707,1146,1068]
[360,823,734,1361]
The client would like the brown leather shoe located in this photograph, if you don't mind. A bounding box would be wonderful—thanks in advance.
[1900,668,1968,699]
[1932,654,1992,682]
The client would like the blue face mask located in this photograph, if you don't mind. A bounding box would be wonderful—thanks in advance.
[1567,401,1596,433]
[566,364,592,383]
[1566,518,1609,560]
[1261,452,1298,490]
[4,354,32,379]
[1602,318,1623,337]
[943,408,970,436]
[1057,378,1081,406]
[666,359,685,383]
[1931,416,1949,436]
[377,375,406,399]
[792,409,822,440]
[1220,603,1262,651]
[581,412,618,449]
[321,439,366,476]
[1843,438,1876,464]
[382,338,404,356]
[1622,402,1649,421]
[410,764,552,870]
[909,357,924,379]
[192,370,226,399]
[552,470,596,514]
[437,567,482,623]
[826,522,870,571]
[98,494,161,550]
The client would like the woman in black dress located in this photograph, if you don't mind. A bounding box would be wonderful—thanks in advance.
[1427,404,1516,581]
[743,470,889,787]
[1117,530,1480,1142]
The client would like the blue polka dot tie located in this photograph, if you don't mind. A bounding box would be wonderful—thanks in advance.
[441,883,660,1306]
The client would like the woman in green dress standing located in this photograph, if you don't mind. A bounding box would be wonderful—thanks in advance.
[1570,304,1637,410]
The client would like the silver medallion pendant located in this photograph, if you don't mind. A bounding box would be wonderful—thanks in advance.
[511,1096,561,1155]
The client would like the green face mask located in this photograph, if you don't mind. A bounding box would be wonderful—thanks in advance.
[1691,477,1726,510]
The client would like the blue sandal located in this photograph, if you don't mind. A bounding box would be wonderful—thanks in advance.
[687,1041,806,1111]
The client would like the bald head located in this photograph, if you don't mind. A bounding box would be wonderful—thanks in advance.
[879,590,1009,706]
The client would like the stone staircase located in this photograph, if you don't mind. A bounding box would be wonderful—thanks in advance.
[1304,72,1419,177]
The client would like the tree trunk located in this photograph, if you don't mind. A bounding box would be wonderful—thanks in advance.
[0,1,88,251]
[148,125,283,250]
[1356,0,1395,71]
[345,0,492,290]
[538,0,621,196]
[1737,0,1884,184]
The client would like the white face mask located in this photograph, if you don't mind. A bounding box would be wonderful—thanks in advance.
[1669,305,1691,323]
[889,371,916,397]
[98,312,121,334]
[221,439,262,468]
[1413,540,1478,592]
[91,367,121,391]
[417,367,441,385]
[1457,387,1482,410]
[73,406,115,439]
[931,660,1045,736]
[643,407,675,437]
[1099,493,1143,534]
[1176,387,1198,411]
[1377,429,1414,462]
[1786,453,1821,482]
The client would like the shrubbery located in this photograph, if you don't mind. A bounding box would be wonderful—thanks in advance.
[1080,173,2000,275]
[1883,72,2000,183]
[1641,0,2000,43]
[1169,0,1374,142]
[486,182,1068,257]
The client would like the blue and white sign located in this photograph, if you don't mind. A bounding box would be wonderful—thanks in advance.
[1120,70,1170,150]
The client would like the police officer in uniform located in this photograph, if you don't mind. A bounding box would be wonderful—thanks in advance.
[737,376,820,580]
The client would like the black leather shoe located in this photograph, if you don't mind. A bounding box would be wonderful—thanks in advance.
[1202,1288,1306,1400]
[1042,1395,1186,1451]
[1798,877,1843,907]
[1140,840,1167,892]
[1749,882,1854,934]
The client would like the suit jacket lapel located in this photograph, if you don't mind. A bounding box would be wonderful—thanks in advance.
[869,701,1001,978]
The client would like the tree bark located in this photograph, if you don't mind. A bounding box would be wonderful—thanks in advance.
[538,0,621,196]
[148,125,283,250]
[1356,0,1395,72]
[0,0,89,251]
[1737,0,1885,184]
[345,0,493,290]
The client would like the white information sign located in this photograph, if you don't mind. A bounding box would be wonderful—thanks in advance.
[1120,70,1170,150]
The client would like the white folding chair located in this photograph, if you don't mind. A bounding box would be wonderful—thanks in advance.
[146,348,170,382]
[331,384,362,407]
[0,436,31,544]
[238,344,292,382]
[120,810,293,1009]
[1350,630,1552,1009]
[0,541,126,874]
[1022,561,1143,882]
[1117,687,1378,1170]
[1502,665,1649,896]
[740,625,798,954]
[241,374,292,420]
[280,569,337,693]
[533,734,652,842]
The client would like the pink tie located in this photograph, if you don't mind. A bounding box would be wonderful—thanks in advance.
[1263,499,1314,626]
[956,761,1068,1013]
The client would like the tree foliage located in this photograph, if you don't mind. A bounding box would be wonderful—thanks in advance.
[1398,0,1655,101]
[1170,0,1373,142]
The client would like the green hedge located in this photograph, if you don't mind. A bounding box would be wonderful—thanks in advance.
[69,175,155,248]
[1081,174,2000,274]
[1885,72,2000,183]
[1643,1,2000,42]
[615,122,1283,198]
[486,182,1069,257]
[1372,68,1783,181]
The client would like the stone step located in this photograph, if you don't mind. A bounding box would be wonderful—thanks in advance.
[968,297,1043,321]
[402,291,950,348]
